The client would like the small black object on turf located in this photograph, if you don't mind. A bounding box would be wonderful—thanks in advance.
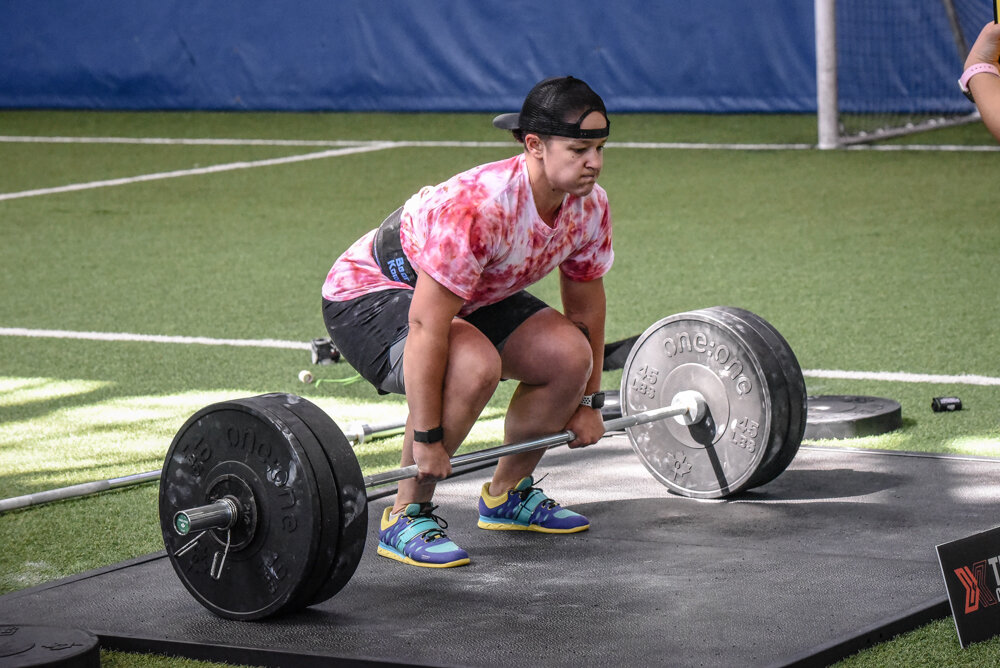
[310,338,341,365]
[931,396,962,412]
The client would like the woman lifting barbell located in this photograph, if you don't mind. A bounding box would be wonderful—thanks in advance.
[321,76,613,568]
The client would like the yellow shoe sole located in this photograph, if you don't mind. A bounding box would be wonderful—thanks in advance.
[376,544,471,568]
[477,519,589,534]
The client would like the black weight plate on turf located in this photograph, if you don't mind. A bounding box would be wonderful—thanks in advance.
[250,395,342,614]
[709,307,806,489]
[159,398,324,620]
[620,308,781,498]
[274,394,368,605]
[603,335,639,370]
[804,395,902,439]
[0,624,100,667]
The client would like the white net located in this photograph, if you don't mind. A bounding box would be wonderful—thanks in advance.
[831,0,991,143]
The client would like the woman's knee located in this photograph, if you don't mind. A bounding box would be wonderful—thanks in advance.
[446,324,502,401]
[500,311,594,387]
[536,324,594,388]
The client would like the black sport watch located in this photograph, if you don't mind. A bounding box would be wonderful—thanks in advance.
[580,392,605,409]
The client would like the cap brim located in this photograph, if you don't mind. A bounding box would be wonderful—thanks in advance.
[492,112,521,130]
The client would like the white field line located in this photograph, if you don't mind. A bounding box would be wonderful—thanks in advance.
[2,327,999,386]
[391,140,817,151]
[845,143,1000,152]
[0,135,376,147]
[801,368,1000,387]
[1,135,811,150]
[348,140,817,150]
[4,134,999,152]
[0,142,395,202]
[0,136,515,149]
[0,136,829,202]
[0,327,308,350]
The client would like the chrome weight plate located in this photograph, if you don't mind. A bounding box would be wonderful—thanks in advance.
[621,307,787,498]
[709,307,806,489]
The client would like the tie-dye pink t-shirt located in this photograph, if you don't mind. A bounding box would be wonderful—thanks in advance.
[322,153,613,316]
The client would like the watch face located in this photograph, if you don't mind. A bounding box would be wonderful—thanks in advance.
[592,392,605,409]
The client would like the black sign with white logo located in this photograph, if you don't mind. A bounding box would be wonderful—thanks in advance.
[936,525,1000,648]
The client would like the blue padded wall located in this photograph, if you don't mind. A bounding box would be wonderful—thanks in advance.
[0,0,986,112]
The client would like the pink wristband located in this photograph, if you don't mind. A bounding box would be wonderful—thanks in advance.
[958,63,1000,101]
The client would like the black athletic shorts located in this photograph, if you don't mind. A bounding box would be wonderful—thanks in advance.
[322,289,548,395]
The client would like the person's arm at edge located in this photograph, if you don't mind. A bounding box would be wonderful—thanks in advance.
[404,269,465,481]
[965,22,1000,142]
[560,273,607,447]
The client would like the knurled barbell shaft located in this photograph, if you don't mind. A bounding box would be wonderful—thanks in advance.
[172,396,701,536]
[363,400,697,488]
[341,418,407,444]
[0,417,407,515]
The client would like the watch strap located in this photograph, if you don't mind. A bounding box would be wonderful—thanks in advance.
[580,392,605,409]
[958,63,1000,102]
[413,426,444,443]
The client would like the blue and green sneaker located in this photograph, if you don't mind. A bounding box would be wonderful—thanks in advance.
[377,503,471,568]
[478,476,590,533]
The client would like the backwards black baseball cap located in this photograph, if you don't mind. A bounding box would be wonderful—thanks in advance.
[493,76,609,140]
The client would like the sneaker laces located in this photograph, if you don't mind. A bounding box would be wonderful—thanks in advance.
[515,475,559,510]
[408,503,449,542]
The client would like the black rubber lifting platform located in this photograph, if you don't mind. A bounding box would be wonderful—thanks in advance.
[3,438,995,667]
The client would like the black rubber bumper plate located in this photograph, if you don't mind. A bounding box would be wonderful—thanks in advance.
[0,624,100,667]
[805,395,902,440]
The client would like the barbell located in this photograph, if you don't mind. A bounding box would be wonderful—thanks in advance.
[159,306,806,620]
[0,395,621,514]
